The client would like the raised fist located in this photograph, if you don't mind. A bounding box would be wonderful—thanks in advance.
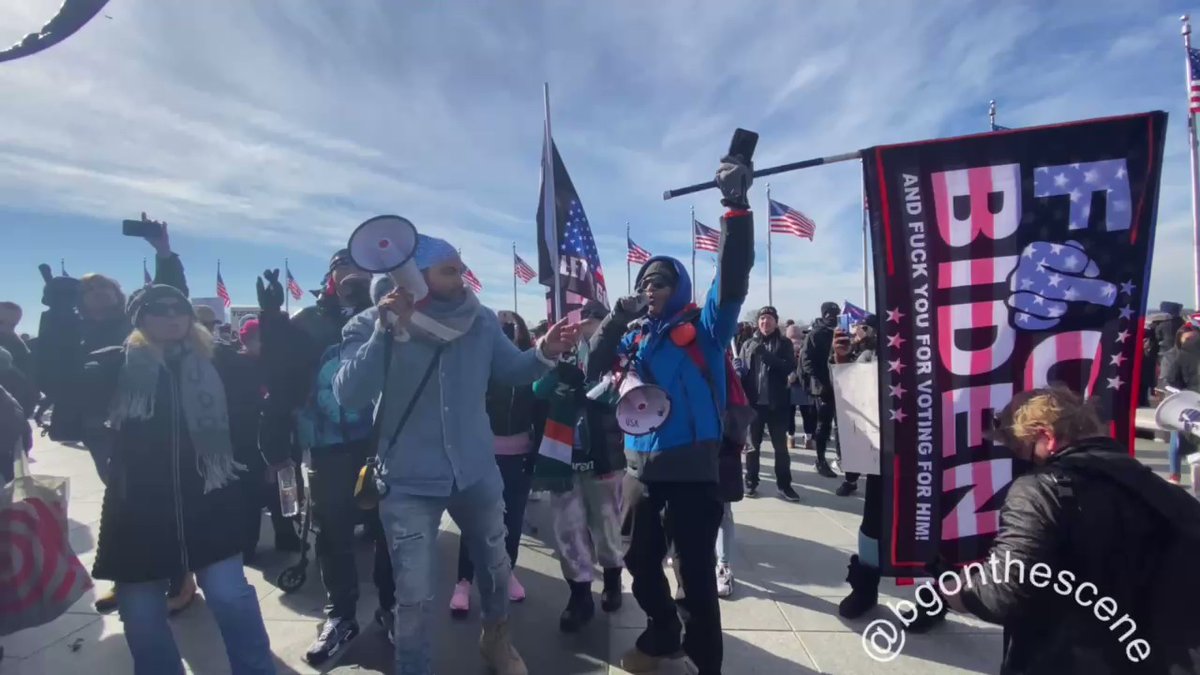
[716,154,753,210]
[1006,241,1117,330]
[614,295,650,318]
[256,269,284,314]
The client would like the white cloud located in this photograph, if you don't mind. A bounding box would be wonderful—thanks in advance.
[0,0,1196,320]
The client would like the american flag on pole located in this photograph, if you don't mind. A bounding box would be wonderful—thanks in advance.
[1189,47,1200,114]
[514,253,536,283]
[693,220,719,253]
[216,271,231,308]
[627,237,651,265]
[286,269,304,300]
[769,199,816,240]
[463,266,483,293]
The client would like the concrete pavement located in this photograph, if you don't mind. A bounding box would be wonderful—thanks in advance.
[0,431,1179,674]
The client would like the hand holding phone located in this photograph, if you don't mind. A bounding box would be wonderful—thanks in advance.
[122,212,171,256]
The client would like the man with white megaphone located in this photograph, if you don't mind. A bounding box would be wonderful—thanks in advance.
[333,223,580,675]
[587,142,757,675]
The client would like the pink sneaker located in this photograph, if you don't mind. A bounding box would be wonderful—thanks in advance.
[450,580,471,617]
[509,573,526,603]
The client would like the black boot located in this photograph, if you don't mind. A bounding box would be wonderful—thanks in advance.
[814,458,838,479]
[601,568,623,612]
[559,580,595,633]
[837,555,880,619]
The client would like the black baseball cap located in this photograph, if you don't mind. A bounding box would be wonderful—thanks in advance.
[757,306,778,320]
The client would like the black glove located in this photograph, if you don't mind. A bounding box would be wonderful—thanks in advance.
[256,269,284,314]
[39,263,80,311]
[716,154,753,210]
[614,295,649,318]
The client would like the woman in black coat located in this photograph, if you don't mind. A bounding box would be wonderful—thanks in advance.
[85,284,274,675]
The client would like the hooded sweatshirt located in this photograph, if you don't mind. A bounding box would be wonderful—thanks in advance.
[588,208,754,483]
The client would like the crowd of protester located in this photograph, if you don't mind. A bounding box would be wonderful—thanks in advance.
[4,155,1200,675]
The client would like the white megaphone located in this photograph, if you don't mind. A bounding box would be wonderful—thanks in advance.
[348,216,428,336]
[614,372,671,436]
[1156,389,1200,498]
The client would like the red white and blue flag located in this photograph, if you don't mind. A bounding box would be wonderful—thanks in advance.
[514,253,536,283]
[769,199,816,240]
[1188,47,1200,114]
[216,271,231,308]
[537,139,609,315]
[864,112,1166,575]
[286,269,304,300]
[627,237,651,265]
[463,266,483,293]
[692,220,719,253]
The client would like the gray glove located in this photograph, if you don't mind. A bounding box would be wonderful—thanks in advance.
[716,154,753,209]
[614,295,650,318]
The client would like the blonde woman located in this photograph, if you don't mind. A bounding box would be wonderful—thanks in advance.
[84,284,273,675]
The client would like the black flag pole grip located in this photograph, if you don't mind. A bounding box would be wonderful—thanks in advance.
[663,149,862,201]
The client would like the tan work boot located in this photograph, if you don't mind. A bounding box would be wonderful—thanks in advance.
[620,647,693,674]
[93,587,118,613]
[480,620,527,675]
[167,573,197,615]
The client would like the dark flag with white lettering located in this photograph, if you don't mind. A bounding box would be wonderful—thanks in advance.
[863,112,1167,575]
[536,139,609,319]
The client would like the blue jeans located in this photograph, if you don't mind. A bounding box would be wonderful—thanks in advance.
[116,555,274,675]
[715,503,734,566]
[380,475,510,675]
[1170,432,1182,475]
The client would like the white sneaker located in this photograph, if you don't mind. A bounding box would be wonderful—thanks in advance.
[716,565,734,598]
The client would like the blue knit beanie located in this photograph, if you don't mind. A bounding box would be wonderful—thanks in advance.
[413,235,459,271]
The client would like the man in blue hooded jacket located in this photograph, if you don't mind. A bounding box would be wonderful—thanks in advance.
[587,154,755,675]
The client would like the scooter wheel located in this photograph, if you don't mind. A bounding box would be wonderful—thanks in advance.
[276,567,307,593]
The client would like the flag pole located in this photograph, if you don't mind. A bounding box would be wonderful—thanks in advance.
[512,243,519,314]
[766,183,774,306]
[543,82,562,322]
[860,163,870,312]
[1184,16,1200,310]
[60,258,65,276]
[690,206,697,304]
[989,99,997,132]
[284,257,291,315]
[626,222,631,295]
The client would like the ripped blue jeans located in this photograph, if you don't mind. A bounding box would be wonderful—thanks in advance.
[379,475,510,675]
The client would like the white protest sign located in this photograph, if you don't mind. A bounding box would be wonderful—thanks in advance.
[831,362,880,475]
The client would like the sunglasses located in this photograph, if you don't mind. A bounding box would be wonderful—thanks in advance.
[639,280,669,292]
[143,302,191,317]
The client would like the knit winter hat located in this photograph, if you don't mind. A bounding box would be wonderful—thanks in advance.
[412,235,460,271]
[126,284,193,325]
[329,248,354,271]
[757,306,778,320]
[820,301,841,317]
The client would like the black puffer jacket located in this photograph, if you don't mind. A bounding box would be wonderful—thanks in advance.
[959,437,1200,674]
[86,345,248,583]
[485,383,537,438]
[738,329,795,409]
[1166,339,1200,393]
[801,317,836,397]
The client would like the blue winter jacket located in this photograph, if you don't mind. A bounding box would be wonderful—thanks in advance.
[588,209,754,482]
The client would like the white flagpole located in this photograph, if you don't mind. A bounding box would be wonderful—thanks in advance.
[989,99,997,132]
[1184,16,1200,309]
[626,222,631,295]
[284,257,291,315]
[543,82,562,322]
[861,165,870,312]
[690,206,697,304]
[766,183,774,306]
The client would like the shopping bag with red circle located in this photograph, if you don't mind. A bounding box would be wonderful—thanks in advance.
[0,448,91,635]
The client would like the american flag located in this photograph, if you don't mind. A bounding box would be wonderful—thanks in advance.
[463,266,483,293]
[216,271,231,308]
[769,199,816,240]
[561,199,608,298]
[286,268,304,300]
[693,220,719,253]
[143,259,152,287]
[627,237,651,265]
[1189,47,1200,114]
[514,253,536,283]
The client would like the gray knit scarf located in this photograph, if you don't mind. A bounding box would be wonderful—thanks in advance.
[109,339,245,493]
[409,291,482,344]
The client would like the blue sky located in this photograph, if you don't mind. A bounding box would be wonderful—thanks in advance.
[0,0,1196,333]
